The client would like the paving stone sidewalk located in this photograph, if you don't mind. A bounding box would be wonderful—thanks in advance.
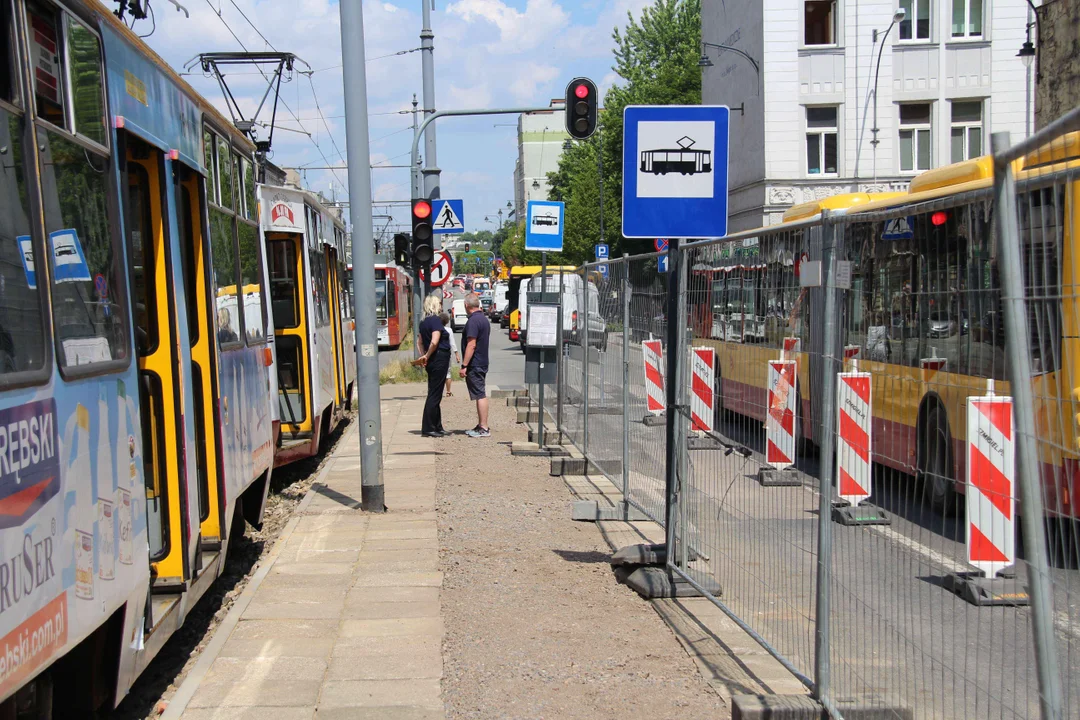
[165,386,443,720]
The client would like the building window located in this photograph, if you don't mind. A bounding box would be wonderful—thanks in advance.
[951,0,983,38]
[899,0,931,41]
[950,101,982,162]
[806,107,838,175]
[804,1,837,46]
[899,103,932,172]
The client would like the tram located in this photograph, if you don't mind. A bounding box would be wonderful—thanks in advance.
[0,0,354,713]
[690,133,1080,518]
[262,184,356,467]
[374,263,412,348]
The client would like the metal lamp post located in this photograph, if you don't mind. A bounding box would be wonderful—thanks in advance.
[870,8,906,184]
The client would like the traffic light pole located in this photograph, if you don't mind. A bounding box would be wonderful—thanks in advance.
[411,106,552,197]
[410,95,423,358]
[420,0,440,222]
[338,0,384,512]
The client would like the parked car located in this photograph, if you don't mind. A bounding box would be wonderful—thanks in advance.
[490,281,509,324]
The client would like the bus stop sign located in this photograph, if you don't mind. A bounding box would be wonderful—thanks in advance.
[622,105,730,239]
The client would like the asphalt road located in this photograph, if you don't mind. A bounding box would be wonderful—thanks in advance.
[548,331,1080,720]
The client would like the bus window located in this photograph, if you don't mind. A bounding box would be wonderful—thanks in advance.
[126,161,156,354]
[267,239,298,329]
[38,128,127,368]
[237,220,265,343]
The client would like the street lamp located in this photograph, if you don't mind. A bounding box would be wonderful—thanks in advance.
[698,41,760,75]
[870,7,906,183]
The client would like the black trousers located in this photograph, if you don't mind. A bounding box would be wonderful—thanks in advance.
[423,351,450,434]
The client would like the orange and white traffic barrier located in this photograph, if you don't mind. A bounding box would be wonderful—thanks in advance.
[642,339,665,415]
[966,395,1015,577]
[689,347,715,433]
[766,360,797,469]
[836,372,872,505]
[782,337,801,358]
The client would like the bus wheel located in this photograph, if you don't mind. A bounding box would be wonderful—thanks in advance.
[919,406,957,514]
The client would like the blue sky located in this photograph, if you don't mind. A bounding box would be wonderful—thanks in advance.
[141,0,650,241]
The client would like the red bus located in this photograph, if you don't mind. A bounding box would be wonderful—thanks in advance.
[374,264,413,348]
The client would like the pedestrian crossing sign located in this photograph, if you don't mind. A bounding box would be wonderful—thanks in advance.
[431,199,465,234]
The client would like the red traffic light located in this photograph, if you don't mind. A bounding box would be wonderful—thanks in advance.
[413,200,432,219]
[574,84,589,99]
[931,211,948,226]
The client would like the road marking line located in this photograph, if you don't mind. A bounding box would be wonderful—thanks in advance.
[868,525,970,574]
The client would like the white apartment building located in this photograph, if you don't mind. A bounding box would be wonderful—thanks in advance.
[702,0,1038,232]
[514,100,571,222]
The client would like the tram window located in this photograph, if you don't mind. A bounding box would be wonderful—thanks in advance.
[267,239,298,329]
[126,161,156,355]
[65,16,105,147]
[209,206,240,346]
[203,130,216,201]
[177,183,199,343]
[25,0,63,127]
[339,261,350,319]
[386,279,397,318]
[217,136,233,210]
[310,248,329,327]
[241,158,256,220]
[0,0,15,104]
[237,220,265,343]
[38,129,127,368]
[0,109,47,376]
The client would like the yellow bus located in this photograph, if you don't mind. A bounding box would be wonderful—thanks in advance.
[690,132,1080,517]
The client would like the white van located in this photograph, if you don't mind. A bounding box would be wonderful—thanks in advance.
[518,273,607,351]
[451,299,468,330]
[491,281,510,323]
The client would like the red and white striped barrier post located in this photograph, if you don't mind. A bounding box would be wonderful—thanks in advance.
[965,394,1016,578]
[642,339,665,416]
[836,372,872,505]
[689,347,714,434]
[944,390,1027,605]
[758,360,799,486]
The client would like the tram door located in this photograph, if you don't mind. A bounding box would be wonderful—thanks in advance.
[326,246,346,408]
[175,165,225,546]
[124,135,190,588]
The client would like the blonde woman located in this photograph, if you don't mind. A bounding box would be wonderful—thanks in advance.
[413,293,450,436]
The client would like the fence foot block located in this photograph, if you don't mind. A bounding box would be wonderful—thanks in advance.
[832,503,890,526]
[757,467,802,487]
[621,565,721,599]
[507,396,533,408]
[511,441,569,458]
[688,435,726,451]
[551,457,588,476]
[572,502,651,523]
[732,695,913,720]
[943,572,1029,606]
[517,409,555,424]
[528,428,567,445]
[611,542,666,565]
[490,386,527,399]
[642,413,666,427]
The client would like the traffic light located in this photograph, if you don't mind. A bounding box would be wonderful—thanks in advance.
[393,233,410,267]
[565,77,597,140]
[410,198,433,265]
[464,242,471,253]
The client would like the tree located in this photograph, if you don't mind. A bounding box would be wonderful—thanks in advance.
[547,0,701,259]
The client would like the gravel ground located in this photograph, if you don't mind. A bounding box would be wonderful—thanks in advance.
[111,415,354,719]
[436,394,727,720]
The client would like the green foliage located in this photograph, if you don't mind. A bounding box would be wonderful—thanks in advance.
[546,0,702,262]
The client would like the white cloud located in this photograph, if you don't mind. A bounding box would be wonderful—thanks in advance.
[445,0,570,53]
[507,63,561,103]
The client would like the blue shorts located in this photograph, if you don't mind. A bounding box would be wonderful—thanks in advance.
[465,367,487,400]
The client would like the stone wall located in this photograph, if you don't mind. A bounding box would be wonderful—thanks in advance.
[1036,0,1080,129]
